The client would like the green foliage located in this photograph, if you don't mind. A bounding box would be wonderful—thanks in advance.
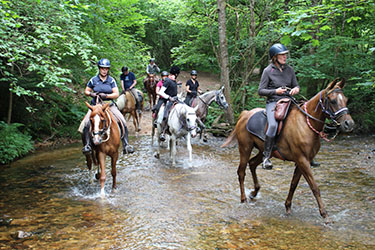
[0,122,33,165]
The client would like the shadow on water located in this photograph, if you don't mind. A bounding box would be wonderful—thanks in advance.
[0,135,374,249]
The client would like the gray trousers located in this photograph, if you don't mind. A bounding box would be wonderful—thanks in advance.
[265,102,277,137]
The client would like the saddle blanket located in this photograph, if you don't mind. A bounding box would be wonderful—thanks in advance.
[246,110,267,141]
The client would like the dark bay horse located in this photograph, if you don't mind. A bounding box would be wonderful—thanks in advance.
[221,79,354,223]
[84,102,121,197]
[145,73,157,109]
[190,86,228,141]
[116,90,144,132]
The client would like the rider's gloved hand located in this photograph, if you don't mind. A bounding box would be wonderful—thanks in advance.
[169,96,176,102]
[99,93,107,99]
[191,91,197,96]
[90,92,98,97]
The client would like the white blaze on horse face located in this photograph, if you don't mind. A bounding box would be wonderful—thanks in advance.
[93,114,101,145]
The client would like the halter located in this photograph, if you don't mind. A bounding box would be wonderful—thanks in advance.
[91,109,112,143]
[175,106,197,132]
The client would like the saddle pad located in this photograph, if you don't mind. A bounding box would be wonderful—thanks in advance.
[246,110,267,141]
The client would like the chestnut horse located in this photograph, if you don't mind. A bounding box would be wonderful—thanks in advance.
[145,74,157,109]
[84,102,121,197]
[116,90,144,132]
[221,79,354,223]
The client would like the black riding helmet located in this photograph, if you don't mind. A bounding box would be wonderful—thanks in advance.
[161,71,169,77]
[169,66,180,76]
[190,70,198,76]
[269,43,288,58]
[121,66,128,73]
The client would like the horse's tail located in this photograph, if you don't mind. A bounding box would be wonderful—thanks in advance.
[221,129,237,148]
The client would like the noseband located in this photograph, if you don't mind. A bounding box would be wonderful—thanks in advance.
[178,110,197,132]
[316,89,349,126]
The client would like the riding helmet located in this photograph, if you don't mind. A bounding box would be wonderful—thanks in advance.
[161,71,169,77]
[169,66,180,76]
[121,66,128,73]
[150,58,155,62]
[98,58,111,68]
[190,70,198,76]
[269,43,289,58]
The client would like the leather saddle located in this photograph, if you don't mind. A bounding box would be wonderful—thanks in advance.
[246,98,291,141]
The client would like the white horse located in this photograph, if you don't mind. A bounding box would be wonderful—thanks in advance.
[154,102,198,166]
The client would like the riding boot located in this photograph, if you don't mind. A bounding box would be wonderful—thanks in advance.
[262,136,275,170]
[122,126,134,154]
[310,159,320,167]
[82,124,92,155]
[159,122,167,141]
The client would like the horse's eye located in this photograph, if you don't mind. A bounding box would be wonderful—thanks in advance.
[187,118,190,122]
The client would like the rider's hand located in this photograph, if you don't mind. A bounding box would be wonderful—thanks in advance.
[169,96,175,102]
[276,87,287,95]
[90,92,97,97]
[191,91,197,96]
[99,93,107,99]
[289,87,300,96]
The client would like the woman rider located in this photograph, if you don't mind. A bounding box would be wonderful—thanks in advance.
[184,70,201,106]
[157,66,181,141]
[152,70,169,124]
[79,58,134,155]
[258,43,300,170]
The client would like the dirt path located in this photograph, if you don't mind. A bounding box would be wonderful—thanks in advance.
[128,71,220,136]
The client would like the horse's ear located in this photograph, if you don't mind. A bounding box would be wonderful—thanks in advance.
[337,78,346,89]
[193,105,199,112]
[220,85,224,92]
[326,78,340,91]
[102,102,110,111]
[85,102,93,110]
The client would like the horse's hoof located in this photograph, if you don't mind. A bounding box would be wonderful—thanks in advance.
[249,192,256,200]
[203,138,208,142]
[324,217,334,225]
[154,153,160,159]
[95,173,100,180]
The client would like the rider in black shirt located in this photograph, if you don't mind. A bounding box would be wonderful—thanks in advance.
[157,66,180,141]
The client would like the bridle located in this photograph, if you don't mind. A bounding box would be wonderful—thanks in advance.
[91,109,112,143]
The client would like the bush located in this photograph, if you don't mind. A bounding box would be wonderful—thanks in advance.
[0,122,34,165]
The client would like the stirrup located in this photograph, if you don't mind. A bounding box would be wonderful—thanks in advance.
[123,145,134,154]
[262,158,273,170]
[159,133,166,142]
[82,145,92,155]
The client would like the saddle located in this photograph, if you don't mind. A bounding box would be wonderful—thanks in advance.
[246,98,292,141]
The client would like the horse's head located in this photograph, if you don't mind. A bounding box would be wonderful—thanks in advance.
[216,86,229,109]
[183,105,199,138]
[323,79,355,132]
[85,102,111,145]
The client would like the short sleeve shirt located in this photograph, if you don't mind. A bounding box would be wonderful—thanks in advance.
[186,79,199,96]
[162,77,178,97]
[87,75,117,104]
[120,72,136,90]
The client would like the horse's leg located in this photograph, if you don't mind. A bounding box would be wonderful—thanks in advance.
[237,144,253,203]
[85,154,94,184]
[98,152,106,197]
[171,134,177,166]
[285,165,302,215]
[111,152,118,192]
[297,159,330,222]
[248,152,263,199]
[138,110,142,131]
[131,112,137,132]
[186,133,193,162]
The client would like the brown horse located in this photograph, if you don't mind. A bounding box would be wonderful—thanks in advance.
[116,90,144,132]
[84,102,121,197]
[145,73,157,109]
[221,79,354,223]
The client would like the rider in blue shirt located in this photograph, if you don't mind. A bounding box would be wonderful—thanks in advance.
[120,66,142,114]
[80,58,134,155]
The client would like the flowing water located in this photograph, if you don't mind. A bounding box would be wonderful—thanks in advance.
[0,135,374,249]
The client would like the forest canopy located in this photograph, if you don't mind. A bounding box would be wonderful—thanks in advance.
[0,0,374,163]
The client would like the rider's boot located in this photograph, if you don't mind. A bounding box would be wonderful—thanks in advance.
[262,136,275,170]
[310,159,320,167]
[82,124,92,155]
[122,126,134,154]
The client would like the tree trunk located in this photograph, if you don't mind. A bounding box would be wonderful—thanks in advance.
[217,0,234,124]
[7,89,12,125]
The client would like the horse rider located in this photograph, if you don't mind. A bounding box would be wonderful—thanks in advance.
[184,70,202,106]
[143,58,160,92]
[152,71,169,124]
[157,66,181,141]
[120,66,142,114]
[258,43,300,170]
[79,58,134,155]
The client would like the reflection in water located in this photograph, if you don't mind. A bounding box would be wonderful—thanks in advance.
[0,135,374,249]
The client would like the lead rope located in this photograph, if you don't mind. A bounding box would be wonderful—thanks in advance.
[303,102,338,142]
